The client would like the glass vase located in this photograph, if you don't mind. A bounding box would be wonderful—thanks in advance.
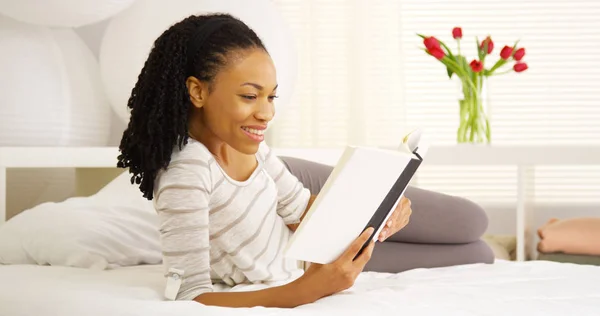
[457,76,491,144]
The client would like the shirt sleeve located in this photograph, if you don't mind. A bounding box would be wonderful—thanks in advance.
[153,160,213,301]
[259,143,311,225]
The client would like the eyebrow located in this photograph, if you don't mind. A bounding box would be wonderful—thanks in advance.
[240,82,278,91]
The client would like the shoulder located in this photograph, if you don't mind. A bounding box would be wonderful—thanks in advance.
[154,139,218,197]
[170,138,216,167]
[256,142,274,163]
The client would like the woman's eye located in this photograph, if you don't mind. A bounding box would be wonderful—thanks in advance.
[239,94,278,101]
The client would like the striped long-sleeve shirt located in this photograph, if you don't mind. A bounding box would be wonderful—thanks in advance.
[153,139,311,301]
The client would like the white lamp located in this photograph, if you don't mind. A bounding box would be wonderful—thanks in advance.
[0,0,136,28]
[0,16,111,147]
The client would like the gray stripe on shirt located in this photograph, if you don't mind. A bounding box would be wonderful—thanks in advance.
[210,181,270,239]
[168,158,210,169]
[274,165,286,182]
[210,198,276,266]
[210,186,241,215]
[162,246,210,257]
[160,224,209,235]
[238,204,278,272]
[264,222,288,280]
[156,206,210,214]
[157,184,208,197]
[212,177,224,192]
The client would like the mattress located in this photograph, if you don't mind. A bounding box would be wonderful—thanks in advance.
[1,260,599,316]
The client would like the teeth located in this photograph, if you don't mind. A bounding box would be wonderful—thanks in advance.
[242,127,265,136]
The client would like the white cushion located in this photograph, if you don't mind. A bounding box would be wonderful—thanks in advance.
[0,172,161,270]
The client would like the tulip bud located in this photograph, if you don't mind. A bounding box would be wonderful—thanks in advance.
[500,46,513,60]
[452,27,462,39]
[428,47,445,60]
[514,62,528,72]
[423,37,440,50]
[470,60,484,72]
[480,36,494,54]
[514,48,526,61]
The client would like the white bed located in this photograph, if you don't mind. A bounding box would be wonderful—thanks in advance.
[1,260,600,316]
[1,161,600,315]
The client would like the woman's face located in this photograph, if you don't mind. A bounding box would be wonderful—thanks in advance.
[187,48,278,155]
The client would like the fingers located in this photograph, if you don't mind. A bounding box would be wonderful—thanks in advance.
[401,197,412,210]
[401,197,412,218]
[353,239,375,268]
[378,228,388,242]
[379,219,393,241]
[340,227,374,262]
[399,216,410,229]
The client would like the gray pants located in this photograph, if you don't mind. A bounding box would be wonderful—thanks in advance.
[280,156,494,273]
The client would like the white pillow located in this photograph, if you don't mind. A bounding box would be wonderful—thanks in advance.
[0,172,162,270]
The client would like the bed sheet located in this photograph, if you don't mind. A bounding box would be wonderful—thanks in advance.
[1,260,599,316]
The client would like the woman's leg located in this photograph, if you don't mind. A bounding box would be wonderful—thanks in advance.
[388,186,489,244]
[364,240,495,273]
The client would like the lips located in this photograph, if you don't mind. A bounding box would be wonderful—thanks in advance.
[241,126,266,136]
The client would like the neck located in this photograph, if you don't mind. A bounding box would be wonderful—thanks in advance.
[188,120,232,165]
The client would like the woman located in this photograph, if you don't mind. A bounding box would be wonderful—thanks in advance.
[117,13,412,308]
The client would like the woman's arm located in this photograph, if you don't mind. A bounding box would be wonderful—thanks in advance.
[194,276,318,308]
[287,194,317,232]
[194,227,376,308]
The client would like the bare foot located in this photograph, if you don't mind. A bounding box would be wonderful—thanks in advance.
[538,218,560,239]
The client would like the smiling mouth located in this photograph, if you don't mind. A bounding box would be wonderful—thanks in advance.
[241,126,266,142]
[241,126,265,136]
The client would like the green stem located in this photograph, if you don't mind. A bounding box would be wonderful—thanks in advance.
[489,68,513,76]
[457,74,490,144]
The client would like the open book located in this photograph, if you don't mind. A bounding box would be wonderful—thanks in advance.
[284,130,428,264]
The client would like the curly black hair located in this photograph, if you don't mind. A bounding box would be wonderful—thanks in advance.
[116,13,266,200]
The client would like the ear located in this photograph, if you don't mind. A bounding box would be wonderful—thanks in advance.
[186,76,209,109]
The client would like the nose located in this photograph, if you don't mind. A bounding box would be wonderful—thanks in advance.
[255,101,275,122]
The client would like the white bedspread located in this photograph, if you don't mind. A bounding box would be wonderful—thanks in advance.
[1,260,599,316]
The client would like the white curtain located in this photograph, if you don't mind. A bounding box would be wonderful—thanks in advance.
[269,0,600,206]
[269,0,406,148]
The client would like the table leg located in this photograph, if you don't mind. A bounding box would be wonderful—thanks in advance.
[0,166,6,224]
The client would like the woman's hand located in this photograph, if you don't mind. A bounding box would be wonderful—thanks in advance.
[378,196,412,241]
[297,227,376,299]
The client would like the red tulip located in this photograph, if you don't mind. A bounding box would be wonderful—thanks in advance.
[480,36,494,54]
[514,48,525,61]
[429,47,446,60]
[470,59,484,72]
[423,36,440,50]
[500,45,513,60]
[514,62,528,72]
[452,27,462,39]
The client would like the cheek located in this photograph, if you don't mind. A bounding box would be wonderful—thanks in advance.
[226,104,254,124]
[220,96,254,121]
[204,96,253,130]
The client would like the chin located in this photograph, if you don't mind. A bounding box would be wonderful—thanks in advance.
[236,126,265,155]
[234,142,261,155]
